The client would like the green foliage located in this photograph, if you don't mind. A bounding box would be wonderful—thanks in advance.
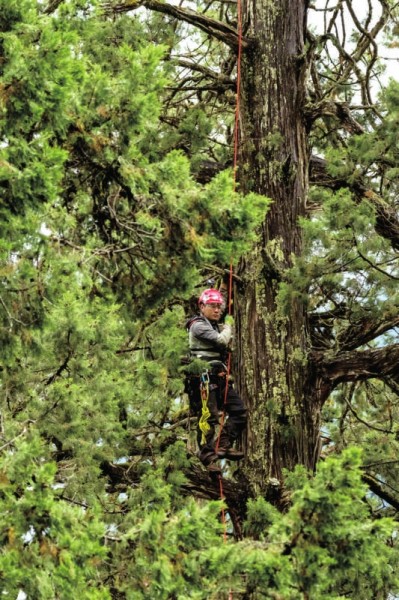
[109,489,230,598]
[0,433,109,599]
[181,357,211,376]
[322,379,399,496]
[98,451,398,599]
[0,0,83,213]
[278,449,396,599]
[1,0,399,598]
[244,496,281,540]
[239,450,399,599]
[280,183,398,334]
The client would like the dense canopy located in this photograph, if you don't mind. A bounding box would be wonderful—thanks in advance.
[1,0,399,598]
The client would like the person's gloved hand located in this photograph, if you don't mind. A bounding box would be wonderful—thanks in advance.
[225,315,235,327]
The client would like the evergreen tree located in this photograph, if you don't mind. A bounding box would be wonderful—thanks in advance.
[1,0,399,598]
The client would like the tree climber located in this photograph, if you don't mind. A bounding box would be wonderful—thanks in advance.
[185,288,247,471]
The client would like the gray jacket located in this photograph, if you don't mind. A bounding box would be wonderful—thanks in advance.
[187,315,232,361]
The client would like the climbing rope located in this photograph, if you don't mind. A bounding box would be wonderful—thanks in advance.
[219,475,228,543]
[233,0,243,193]
[216,0,243,592]
[215,258,233,452]
[216,259,235,600]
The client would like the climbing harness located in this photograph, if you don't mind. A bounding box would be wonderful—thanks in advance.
[198,371,211,444]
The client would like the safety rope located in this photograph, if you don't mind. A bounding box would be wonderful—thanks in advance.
[215,258,233,452]
[233,0,243,194]
[216,0,242,453]
[217,0,242,447]
[217,0,243,593]
[216,259,234,600]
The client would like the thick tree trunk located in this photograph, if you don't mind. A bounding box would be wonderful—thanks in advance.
[236,0,318,492]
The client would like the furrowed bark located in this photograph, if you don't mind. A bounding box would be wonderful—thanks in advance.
[236,0,313,490]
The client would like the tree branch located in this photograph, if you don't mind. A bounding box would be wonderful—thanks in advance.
[315,343,399,386]
[42,0,64,14]
[103,0,253,50]
[306,100,365,134]
[174,58,235,88]
[362,472,399,512]
[337,315,399,352]
[343,393,394,434]
[309,155,399,251]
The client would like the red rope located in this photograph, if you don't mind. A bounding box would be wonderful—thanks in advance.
[217,4,243,597]
[219,475,228,543]
[228,256,234,317]
[215,259,233,451]
[233,0,243,193]
[216,261,234,600]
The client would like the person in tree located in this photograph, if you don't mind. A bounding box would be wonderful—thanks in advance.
[185,288,247,471]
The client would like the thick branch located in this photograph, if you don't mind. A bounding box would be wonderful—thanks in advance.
[384,376,399,395]
[315,343,399,386]
[306,100,365,134]
[362,472,399,512]
[103,0,253,50]
[337,314,399,352]
[43,0,64,13]
[309,155,399,251]
[182,465,285,528]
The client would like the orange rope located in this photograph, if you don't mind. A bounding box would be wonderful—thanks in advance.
[216,262,233,600]
[219,475,228,543]
[228,256,234,317]
[233,0,243,193]
[217,2,243,597]
[215,259,233,452]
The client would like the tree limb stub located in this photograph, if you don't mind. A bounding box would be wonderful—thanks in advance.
[305,99,365,134]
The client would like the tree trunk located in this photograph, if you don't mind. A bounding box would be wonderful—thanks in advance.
[236,0,318,492]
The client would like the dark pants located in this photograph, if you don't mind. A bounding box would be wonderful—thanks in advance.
[185,374,247,465]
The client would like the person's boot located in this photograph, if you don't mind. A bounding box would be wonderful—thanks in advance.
[207,461,222,474]
[216,446,244,461]
[201,451,222,473]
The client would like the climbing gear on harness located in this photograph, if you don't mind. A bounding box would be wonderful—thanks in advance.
[198,288,224,305]
[198,371,211,444]
[207,360,227,376]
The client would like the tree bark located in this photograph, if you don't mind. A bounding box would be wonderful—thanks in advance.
[236,0,315,492]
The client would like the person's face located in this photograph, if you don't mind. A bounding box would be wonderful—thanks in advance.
[200,302,222,321]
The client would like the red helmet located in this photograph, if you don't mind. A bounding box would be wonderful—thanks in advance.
[198,288,224,305]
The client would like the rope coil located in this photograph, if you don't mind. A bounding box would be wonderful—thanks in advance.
[199,371,211,444]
